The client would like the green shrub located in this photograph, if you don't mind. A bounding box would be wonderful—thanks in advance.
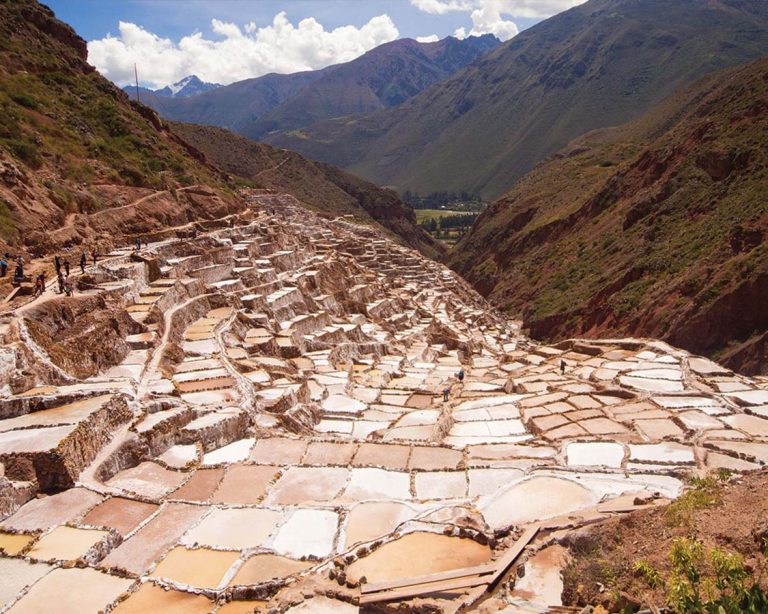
[9,92,38,110]
[666,538,768,614]
[0,197,17,242]
[634,559,664,588]
[665,474,724,528]
[7,138,42,168]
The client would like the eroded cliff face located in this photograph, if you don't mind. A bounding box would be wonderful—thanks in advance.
[449,58,768,375]
[23,295,143,379]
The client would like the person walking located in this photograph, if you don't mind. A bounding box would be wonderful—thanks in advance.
[560,359,566,375]
[457,368,465,383]
[443,384,451,402]
[34,275,44,298]
[57,272,65,294]
[80,252,87,274]
[0,256,6,277]
[64,277,73,296]
[63,259,70,277]
[91,248,98,266]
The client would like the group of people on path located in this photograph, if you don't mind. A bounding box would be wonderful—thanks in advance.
[52,254,78,297]
[41,249,95,299]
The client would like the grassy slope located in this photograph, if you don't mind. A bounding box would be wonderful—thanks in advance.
[169,122,444,259]
[448,58,768,374]
[0,0,242,252]
[268,0,768,200]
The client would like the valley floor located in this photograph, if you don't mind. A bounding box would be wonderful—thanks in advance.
[0,193,766,613]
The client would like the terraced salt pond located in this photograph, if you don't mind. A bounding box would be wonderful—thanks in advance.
[0,195,766,612]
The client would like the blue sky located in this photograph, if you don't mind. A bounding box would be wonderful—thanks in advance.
[46,1,541,42]
[43,1,585,88]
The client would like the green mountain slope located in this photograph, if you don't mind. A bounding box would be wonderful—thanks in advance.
[0,1,438,263]
[170,123,444,259]
[0,0,244,255]
[267,0,768,200]
[448,57,768,374]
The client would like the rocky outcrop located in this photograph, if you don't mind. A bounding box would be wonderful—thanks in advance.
[23,295,143,379]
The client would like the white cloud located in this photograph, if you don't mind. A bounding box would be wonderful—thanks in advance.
[412,0,587,40]
[416,34,440,43]
[88,12,399,88]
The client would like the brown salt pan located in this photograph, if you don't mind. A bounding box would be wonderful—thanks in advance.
[301,441,357,465]
[150,546,239,588]
[344,502,416,547]
[346,531,491,583]
[27,526,108,562]
[248,437,307,464]
[170,467,225,502]
[230,554,313,585]
[212,464,278,505]
[112,582,212,614]
[2,488,103,532]
[99,503,207,575]
[352,443,411,469]
[0,532,34,555]
[5,567,133,614]
[81,497,158,535]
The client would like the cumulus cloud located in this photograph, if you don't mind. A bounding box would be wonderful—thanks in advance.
[412,0,587,40]
[88,12,399,88]
[416,34,440,43]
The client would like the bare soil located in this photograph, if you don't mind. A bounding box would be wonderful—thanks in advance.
[561,470,768,611]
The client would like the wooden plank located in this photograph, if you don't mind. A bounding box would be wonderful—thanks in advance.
[361,563,497,594]
[446,584,488,614]
[360,525,540,605]
[4,286,21,303]
[449,526,540,612]
[359,574,491,604]
[487,525,539,586]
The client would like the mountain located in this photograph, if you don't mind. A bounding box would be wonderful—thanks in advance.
[153,75,220,98]
[448,57,768,375]
[0,1,244,255]
[131,35,501,140]
[125,70,324,135]
[242,35,500,140]
[0,1,436,262]
[124,75,221,100]
[170,122,444,259]
[266,0,768,200]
